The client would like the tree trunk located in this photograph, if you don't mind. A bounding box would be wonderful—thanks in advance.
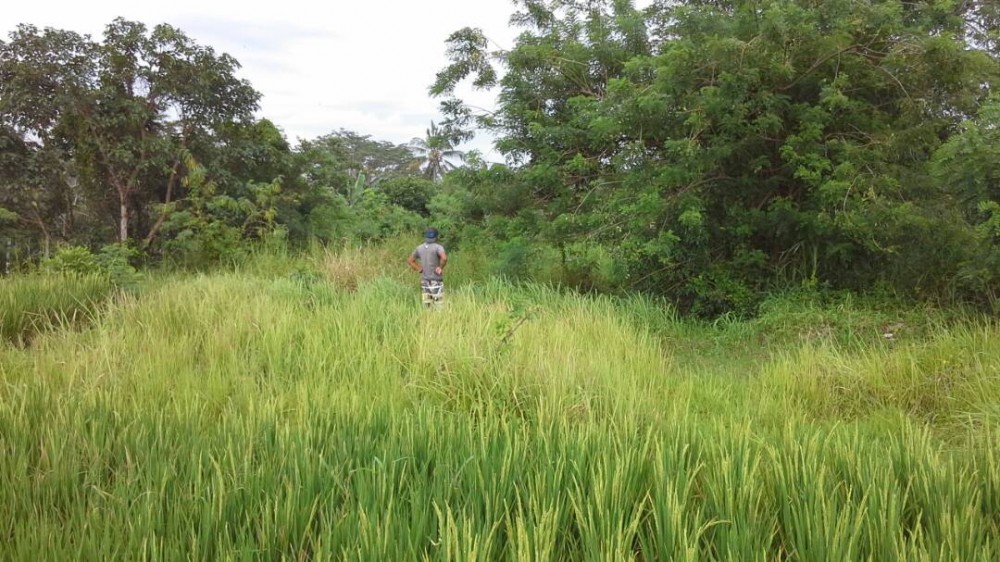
[143,157,181,248]
[119,191,129,242]
[28,211,52,258]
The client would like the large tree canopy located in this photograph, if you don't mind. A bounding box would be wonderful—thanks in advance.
[432,0,999,313]
[0,18,260,246]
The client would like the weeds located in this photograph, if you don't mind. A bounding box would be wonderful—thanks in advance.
[0,255,996,560]
[0,273,112,344]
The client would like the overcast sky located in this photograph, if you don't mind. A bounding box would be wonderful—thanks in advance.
[2,0,521,160]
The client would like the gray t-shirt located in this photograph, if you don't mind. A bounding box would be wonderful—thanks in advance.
[412,242,445,281]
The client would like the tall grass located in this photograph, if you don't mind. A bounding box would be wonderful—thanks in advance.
[0,252,996,560]
[758,320,1000,434]
[0,273,112,344]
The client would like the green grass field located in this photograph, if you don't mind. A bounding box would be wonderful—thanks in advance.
[1,246,997,560]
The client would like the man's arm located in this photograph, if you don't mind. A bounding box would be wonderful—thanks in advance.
[407,254,421,272]
[436,248,448,275]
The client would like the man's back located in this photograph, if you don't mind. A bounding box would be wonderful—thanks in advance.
[412,242,445,281]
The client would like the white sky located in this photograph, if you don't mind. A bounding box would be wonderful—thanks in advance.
[2,0,521,160]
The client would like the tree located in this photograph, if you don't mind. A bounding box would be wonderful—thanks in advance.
[156,155,282,267]
[0,19,261,246]
[932,96,1000,304]
[298,129,414,188]
[0,26,97,253]
[289,130,428,244]
[409,121,464,181]
[962,0,1000,55]
[379,175,436,215]
[432,0,999,313]
[83,18,260,242]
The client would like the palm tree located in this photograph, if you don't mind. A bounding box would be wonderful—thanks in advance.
[409,121,464,181]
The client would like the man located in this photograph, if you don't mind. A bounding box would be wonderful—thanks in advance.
[408,228,448,306]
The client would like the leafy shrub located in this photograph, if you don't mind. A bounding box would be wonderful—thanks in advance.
[351,190,424,242]
[96,243,143,290]
[542,242,616,293]
[41,244,142,290]
[492,237,536,281]
[41,246,100,275]
[379,176,436,215]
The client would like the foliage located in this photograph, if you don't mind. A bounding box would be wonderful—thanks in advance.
[4,5,998,309]
[350,189,425,242]
[95,243,144,290]
[40,245,100,275]
[379,175,436,215]
[0,18,260,250]
[40,243,142,290]
[296,129,416,191]
[932,95,1000,307]
[0,123,82,254]
[964,0,1000,55]
[433,0,1000,315]
[157,156,282,268]
[287,129,436,245]
[408,121,465,181]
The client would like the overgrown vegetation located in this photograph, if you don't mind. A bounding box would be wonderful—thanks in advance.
[3,1,998,559]
[3,0,998,317]
[0,246,996,560]
[0,272,112,344]
[430,0,1000,314]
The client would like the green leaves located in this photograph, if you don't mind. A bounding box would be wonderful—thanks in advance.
[931,96,1000,302]
[409,121,465,182]
[156,157,285,267]
[433,0,1000,313]
[1,18,263,247]
[431,27,496,97]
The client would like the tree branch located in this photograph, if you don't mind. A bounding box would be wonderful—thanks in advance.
[142,155,182,248]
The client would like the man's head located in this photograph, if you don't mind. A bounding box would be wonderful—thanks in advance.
[424,228,439,242]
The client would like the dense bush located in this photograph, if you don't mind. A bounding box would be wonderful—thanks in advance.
[429,0,1000,315]
[42,244,142,290]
